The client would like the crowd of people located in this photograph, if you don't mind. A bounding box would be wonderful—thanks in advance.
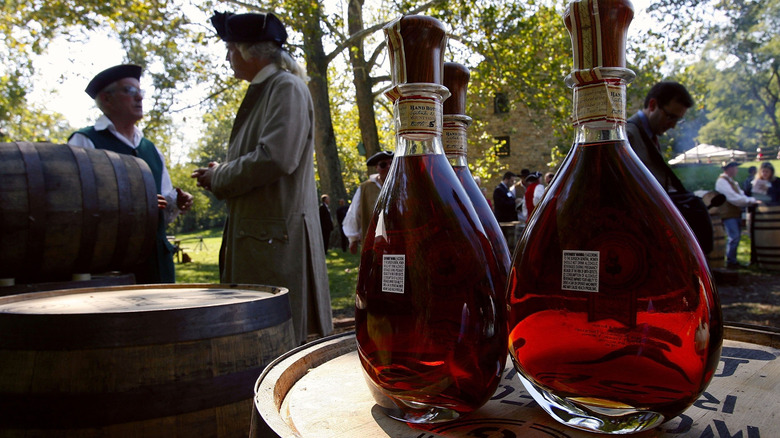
[66,0,769,347]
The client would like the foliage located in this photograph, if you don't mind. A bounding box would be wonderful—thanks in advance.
[650,0,780,151]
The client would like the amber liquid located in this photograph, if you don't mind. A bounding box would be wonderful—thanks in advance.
[508,140,723,421]
[355,154,507,416]
[453,165,512,286]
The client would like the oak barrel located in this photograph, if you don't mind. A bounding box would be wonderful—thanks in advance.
[0,284,296,437]
[707,214,726,268]
[0,142,158,283]
[252,325,779,437]
[752,205,780,269]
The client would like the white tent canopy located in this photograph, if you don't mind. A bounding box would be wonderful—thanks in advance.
[668,144,747,165]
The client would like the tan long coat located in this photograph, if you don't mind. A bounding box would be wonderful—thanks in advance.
[211,67,333,344]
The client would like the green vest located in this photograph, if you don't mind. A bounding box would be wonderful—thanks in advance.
[70,127,175,283]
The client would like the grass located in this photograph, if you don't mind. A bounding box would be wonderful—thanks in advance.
[673,159,780,192]
[173,228,359,317]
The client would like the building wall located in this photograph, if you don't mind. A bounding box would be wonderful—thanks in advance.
[467,90,557,189]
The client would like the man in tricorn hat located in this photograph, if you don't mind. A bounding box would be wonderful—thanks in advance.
[715,161,760,268]
[191,11,332,344]
[69,64,194,284]
[342,150,394,254]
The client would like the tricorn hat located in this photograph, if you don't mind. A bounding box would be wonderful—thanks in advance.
[366,151,394,166]
[85,64,142,99]
[722,161,739,170]
[210,11,287,46]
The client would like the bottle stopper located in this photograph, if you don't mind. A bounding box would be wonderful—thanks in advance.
[443,62,470,116]
[563,0,634,85]
[384,15,447,87]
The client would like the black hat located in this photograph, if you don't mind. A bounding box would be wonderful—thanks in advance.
[211,11,287,46]
[519,169,531,177]
[525,172,542,183]
[367,151,394,166]
[722,161,739,170]
[85,64,142,99]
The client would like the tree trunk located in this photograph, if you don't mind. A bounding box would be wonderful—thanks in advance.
[348,0,382,167]
[301,4,348,207]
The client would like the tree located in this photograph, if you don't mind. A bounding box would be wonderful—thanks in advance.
[650,0,780,151]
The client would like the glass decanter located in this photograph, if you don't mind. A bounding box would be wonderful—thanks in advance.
[506,0,723,434]
[355,15,507,424]
[442,61,512,290]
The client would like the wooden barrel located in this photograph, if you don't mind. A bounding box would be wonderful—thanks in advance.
[0,284,295,437]
[0,142,158,283]
[752,205,780,269]
[708,214,726,268]
[252,325,779,437]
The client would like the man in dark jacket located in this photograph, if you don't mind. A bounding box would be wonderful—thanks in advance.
[493,171,517,223]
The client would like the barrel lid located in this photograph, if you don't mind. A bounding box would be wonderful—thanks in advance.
[0,284,291,349]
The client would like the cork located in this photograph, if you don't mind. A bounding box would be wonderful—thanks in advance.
[563,0,633,83]
[443,62,470,116]
[384,15,448,86]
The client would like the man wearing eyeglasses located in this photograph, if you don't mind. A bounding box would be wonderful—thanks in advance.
[69,64,193,284]
[626,81,694,191]
[343,150,394,254]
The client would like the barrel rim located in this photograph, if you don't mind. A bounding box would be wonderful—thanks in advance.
[0,283,292,349]
[253,324,780,437]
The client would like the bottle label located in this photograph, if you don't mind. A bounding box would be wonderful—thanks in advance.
[382,254,406,294]
[572,82,626,125]
[442,123,468,155]
[397,98,442,135]
[561,250,600,292]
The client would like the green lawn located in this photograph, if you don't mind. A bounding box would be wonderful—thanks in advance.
[172,228,359,317]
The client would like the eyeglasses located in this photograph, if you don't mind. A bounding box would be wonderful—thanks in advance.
[108,85,145,98]
[659,106,685,124]
[377,161,391,169]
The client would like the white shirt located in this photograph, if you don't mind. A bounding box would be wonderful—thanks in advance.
[715,174,756,208]
[68,115,180,224]
[343,174,383,244]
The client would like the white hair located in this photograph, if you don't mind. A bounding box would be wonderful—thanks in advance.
[236,41,308,81]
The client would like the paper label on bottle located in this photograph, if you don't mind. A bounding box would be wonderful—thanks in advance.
[443,124,468,155]
[561,250,600,292]
[572,83,625,125]
[397,98,442,135]
[382,254,406,294]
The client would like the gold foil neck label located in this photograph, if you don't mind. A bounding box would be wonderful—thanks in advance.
[572,82,625,125]
[397,98,442,135]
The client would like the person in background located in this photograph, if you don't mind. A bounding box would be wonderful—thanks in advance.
[522,172,545,222]
[626,81,693,191]
[493,171,517,223]
[343,151,393,254]
[544,171,555,186]
[319,194,333,253]
[192,11,332,344]
[750,162,780,205]
[336,198,349,252]
[69,64,194,284]
[743,165,757,196]
[716,161,760,269]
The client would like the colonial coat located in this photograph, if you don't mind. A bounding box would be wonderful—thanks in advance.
[211,65,333,344]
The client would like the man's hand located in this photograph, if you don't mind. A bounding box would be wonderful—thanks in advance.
[191,161,218,192]
[349,240,359,255]
[176,188,194,213]
[156,194,168,210]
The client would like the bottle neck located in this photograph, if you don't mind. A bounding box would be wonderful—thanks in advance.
[443,115,471,167]
[389,84,448,157]
[570,77,630,144]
